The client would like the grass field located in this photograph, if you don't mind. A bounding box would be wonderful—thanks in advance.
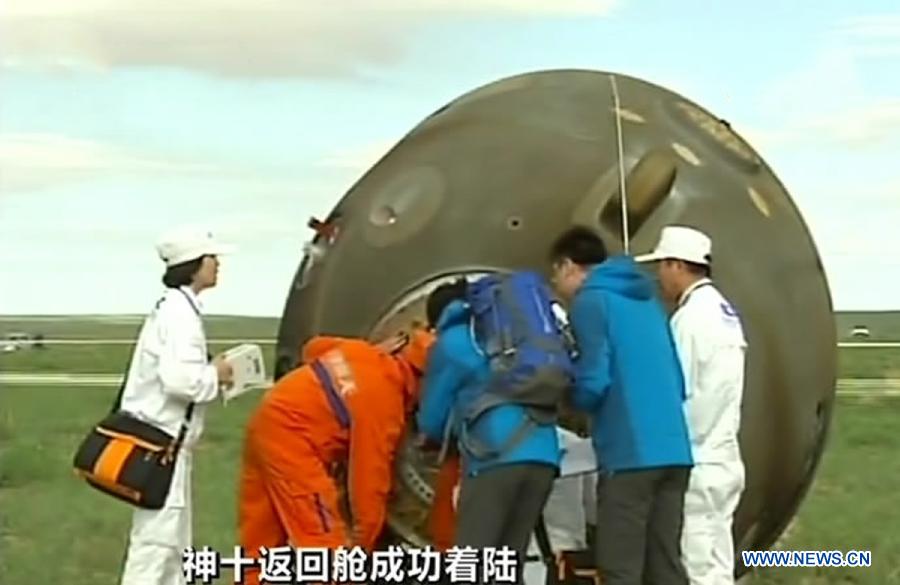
[1,386,897,584]
[3,343,899,381]
[0,384,263,584]
[0,315,281,378]
[3,311,900,341]
[2,312,899,583]
[835,311,900,341]
[2,314,900,379]
[0,342,279,378]
[0,315,279,339]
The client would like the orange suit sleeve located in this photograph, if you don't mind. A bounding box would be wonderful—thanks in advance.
[346,397,405,551]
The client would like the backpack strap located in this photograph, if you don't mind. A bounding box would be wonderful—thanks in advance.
[458,412,537,461]
[459,345,559,459]
[458,314,540,461]
[436,407,458,464]
[458,277,565,462]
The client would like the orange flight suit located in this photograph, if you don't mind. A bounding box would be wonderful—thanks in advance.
[427,454,462,551]
[238,333,433,585]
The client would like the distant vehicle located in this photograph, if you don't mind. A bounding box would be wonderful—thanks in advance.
[1,332,43,352]
[850,325,871,338]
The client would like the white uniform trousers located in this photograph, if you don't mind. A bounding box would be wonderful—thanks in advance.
[120,450,193,585]
[681,460,744,585]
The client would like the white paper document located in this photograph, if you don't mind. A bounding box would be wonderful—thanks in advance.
[220,343,268,404]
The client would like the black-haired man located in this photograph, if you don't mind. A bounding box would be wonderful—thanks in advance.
[548,226,693,585]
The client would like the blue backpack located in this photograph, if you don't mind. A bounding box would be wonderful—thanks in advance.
[457,270,575,460]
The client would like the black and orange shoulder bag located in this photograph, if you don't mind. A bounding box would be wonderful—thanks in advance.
[72,289,204,509]
[71,373,195,510]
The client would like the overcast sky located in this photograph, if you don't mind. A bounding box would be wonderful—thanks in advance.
[1,0,898,316]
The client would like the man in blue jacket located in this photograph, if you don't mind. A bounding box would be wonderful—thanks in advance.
[416,278,562,580]
[548,226,694,585]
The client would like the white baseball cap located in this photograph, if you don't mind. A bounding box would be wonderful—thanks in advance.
[635,226,711,265]
[155,226,235,267]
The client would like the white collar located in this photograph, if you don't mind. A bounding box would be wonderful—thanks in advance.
[177,285,204,315]
[676,277,712,309]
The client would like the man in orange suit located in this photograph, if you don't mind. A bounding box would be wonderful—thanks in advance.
[237,330,434,585]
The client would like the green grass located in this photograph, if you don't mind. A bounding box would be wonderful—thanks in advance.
[0,315,279,340]
[3,313,900,381]
[0,314,280,377]
[6,345,897,380]
[1,385,897,584]
[0,384,264,584]
[836,311,900,341]
[741,396,900,584]
[838,348,900,379]
[2,310,898,343]
[1,312,899,584]
[0,343,278,377]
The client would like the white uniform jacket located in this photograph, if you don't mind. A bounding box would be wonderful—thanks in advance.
[119,286,220,457]
[119,285,221,585]
[670,278,747,464]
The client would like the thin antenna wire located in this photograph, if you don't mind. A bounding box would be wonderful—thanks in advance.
[609,74,630,253]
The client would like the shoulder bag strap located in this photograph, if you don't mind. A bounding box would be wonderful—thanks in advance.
[169,288,207,451]
[110,300,156,414]
[110,359,132,414]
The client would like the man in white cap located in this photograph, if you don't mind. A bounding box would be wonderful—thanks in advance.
[119,225,235,585]
[636,225,748,585]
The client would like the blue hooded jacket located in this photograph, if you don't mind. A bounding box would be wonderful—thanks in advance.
[416,300,562,477]
[569,255,694,473]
